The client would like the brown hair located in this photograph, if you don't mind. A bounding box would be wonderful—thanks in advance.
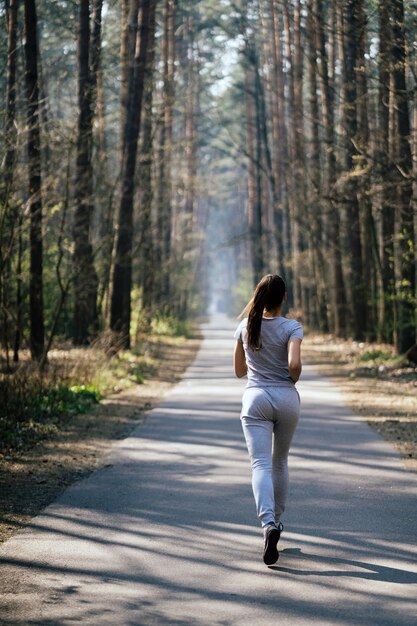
[243,274,286,351]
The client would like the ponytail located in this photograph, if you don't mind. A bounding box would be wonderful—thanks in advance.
[244,274,286,351]
[247,283,269,350]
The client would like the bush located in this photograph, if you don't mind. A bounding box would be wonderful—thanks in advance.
[357,350,394,363]
[0,320,189,453]
[0,374,100,453]
[151,313,190,337]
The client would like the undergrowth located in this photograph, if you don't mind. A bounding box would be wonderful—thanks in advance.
[150,313,191,338]
[0,375,102,452]
[0,321,189,454]
[355,349,406,368]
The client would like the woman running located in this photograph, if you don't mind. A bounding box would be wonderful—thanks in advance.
[234,274,303,565]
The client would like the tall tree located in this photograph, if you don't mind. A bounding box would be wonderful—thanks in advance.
[269,0,287,278]
[119,0,130,157]
[342,0,367,339]
[110,0,153,346]
[1,0,19,363]
[306,0,328,329]
[314,0,347,336]
[391,0,415,352]
[24,0,45,360]
[155,0,176,306]
[73,0,99,345]
[184,14,197,220]
[2,0,18,202]
[138,0,157,326]
[378,0,395,341]
[356,0,378,338]
[282,0,303,308]
[243,38,265,284]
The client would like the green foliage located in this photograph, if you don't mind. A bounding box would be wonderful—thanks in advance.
[113,349,158,383]
[151,313,191,337]
[355,347,406,370]
[0,376,100,452]
[0,337,167,454]
[41,385,101,415]
[357,350,393,363]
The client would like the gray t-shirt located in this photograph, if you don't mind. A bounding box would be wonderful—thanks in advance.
[234,316,303,388]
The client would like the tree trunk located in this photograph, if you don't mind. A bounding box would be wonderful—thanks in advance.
[73,0,99,345]
[269,0,286,277]
[282,0,302,308]
[3,0,18,200]
[413,35,417,339]
[307,0,328,330]
[155,0,176,307]
[139,0,157,326]
[253,53,265,283]
[184,14,196,220]
[13,215,23,362]
[119,0,130,157]
[1,0,19,362]
[378,0,395,341]
[90,0,104,116]
[391,0,415,351]
[314,0,347,336]
[356,0,379,339]
[91,0,113,322]
[110,0,153,347]
[244,42,264,284]
[24,0,45,360]
[343,0,367,339]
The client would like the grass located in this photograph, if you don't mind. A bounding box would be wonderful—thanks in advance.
[357,349,394,363]
[354,346,409,373]
[0,323,190,454]
[0,374,102,452]
[305,333,416,385]
[150,314,192,338]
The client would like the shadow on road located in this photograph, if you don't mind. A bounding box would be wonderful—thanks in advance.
[273,547,417,583]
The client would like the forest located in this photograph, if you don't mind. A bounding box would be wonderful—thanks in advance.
[1,0,417,367]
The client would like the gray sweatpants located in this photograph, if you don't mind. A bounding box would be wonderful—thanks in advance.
[240,386,300,528]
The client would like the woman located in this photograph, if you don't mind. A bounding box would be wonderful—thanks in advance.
[234,274,303,566]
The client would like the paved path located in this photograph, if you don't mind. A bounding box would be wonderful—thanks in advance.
[1,316,417,626]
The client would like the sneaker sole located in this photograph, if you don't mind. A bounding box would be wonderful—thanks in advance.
[263,527,281,566]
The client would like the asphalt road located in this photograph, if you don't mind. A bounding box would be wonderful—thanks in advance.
[1,316,416,625]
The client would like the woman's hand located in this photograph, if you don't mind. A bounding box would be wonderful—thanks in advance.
[288,338,302,382]
[234,341,247,378]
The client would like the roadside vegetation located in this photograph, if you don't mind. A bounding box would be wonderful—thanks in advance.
[0,320,201,545]
[302,334,417,471]
[0,315,193,456]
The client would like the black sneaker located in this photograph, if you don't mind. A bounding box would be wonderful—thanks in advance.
[263,522,283,565]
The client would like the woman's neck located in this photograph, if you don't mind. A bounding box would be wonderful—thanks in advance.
[263,307,282,318]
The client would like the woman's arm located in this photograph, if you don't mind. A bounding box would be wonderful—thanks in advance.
[234,341,247,378]
[288,338,302,382]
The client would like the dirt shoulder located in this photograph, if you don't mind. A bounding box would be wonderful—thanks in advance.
[0,333,201,545]
[302,334,417,473]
